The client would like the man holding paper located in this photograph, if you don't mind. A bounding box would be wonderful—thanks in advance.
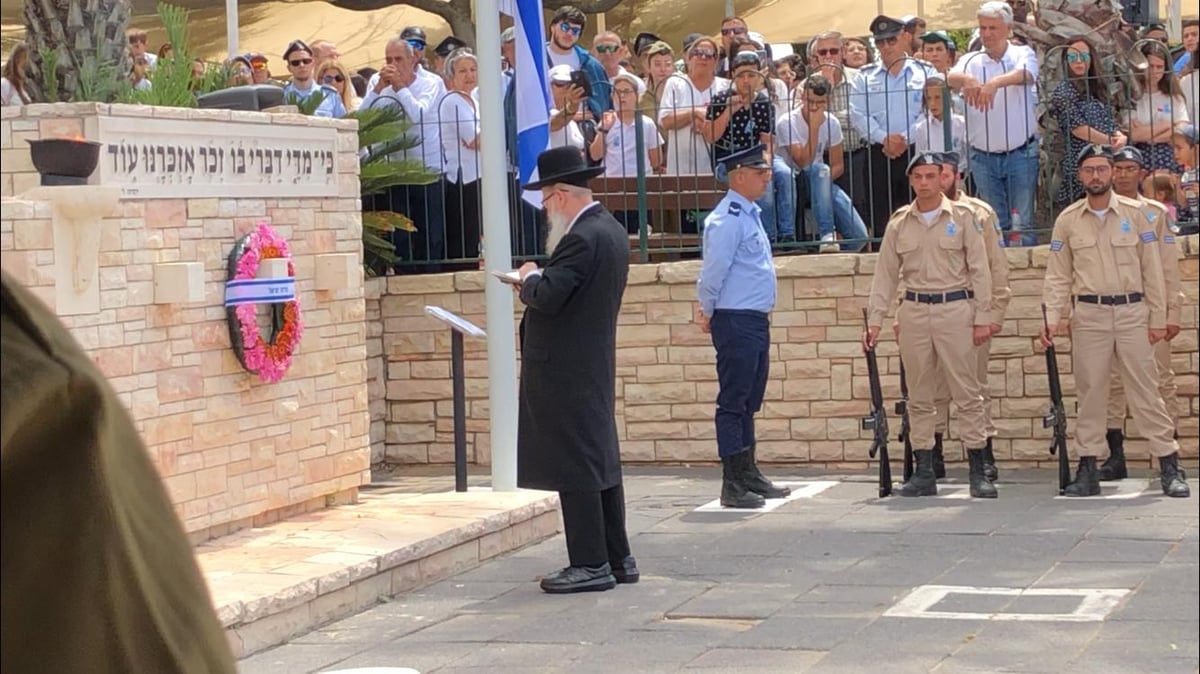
[511,146,638,594]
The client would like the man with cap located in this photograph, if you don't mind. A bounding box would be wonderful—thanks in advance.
[1100,146,1184,482]
[431,35,468,83]
[919,31,957,74]
[546,5,611,119]
[281,40,347,118]
[865,151,995,498]
[513,147,637,593]
[1041,144,1188,497]
[926,151,1010,483]
[362,29,448,270]
[899,15,927,55]
[245,52,281,86]
[695,144,792,509]
[849,15,936,238]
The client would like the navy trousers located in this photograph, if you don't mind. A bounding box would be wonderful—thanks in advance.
[711,310,771,459]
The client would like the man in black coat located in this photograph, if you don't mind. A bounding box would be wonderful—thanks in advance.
[515,146,637,594]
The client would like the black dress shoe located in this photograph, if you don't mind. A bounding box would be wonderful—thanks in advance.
[539,563,616,594]
[610,556,640,584]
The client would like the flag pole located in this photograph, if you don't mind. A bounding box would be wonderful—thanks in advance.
[476,0,519,491]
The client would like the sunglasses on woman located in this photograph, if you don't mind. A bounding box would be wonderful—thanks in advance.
[689,48,716,60]
[1066,52,1091,64]
[322,73,345,83]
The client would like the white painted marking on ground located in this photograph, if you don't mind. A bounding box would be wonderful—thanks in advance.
[883,584,1130,622]
[1053,479,1155,500]
[693,480,840,512]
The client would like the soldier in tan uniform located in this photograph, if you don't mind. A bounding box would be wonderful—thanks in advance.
[865,152,996,499]
[1041,145,1189,498]
[1099,146,1185,481]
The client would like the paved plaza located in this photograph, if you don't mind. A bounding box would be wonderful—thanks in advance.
[240,467,1200,674]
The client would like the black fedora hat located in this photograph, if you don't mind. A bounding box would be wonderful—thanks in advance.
[521,147,604,191]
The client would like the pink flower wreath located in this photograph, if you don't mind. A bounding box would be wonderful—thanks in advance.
[225,222,303,384]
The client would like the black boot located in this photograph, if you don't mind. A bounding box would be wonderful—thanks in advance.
[899,449,938,497]
[932,432,946,479]
[1063,456,1101,497]
[982,437,998,482]
[720,451,766,508]
[967,448,998,498]
[1099,429,1128,481]
[1158,453,1191,498]
[743,445,791,499]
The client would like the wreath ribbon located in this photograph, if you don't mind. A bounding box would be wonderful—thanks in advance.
[224,222,303,384]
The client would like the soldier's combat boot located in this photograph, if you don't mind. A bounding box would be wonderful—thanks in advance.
[931,432,946,479]
[1063,456,1101,497]
[1158,453,1191,498]
[967,448,998,498]
[982,437,998,482]
[720,451,766,509]
[743,445,791,499]
[1098,428,1128,481]
[899,449,938,497]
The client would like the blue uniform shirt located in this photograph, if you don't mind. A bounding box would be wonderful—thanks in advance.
[282,82,347,119]
[697,190,777,316]
[849,59,933,144]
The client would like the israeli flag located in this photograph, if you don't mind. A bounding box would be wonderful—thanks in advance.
[500,0,550,207]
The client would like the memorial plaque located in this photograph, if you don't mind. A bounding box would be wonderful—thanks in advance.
[95,115,340,198]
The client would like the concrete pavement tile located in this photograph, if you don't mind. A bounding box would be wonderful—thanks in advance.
[995,509,1108,536]
[567,640,711,667]
[1089,621,1200,659]
[410,580,522,601]
[628,532,713,559]
[681,647,827,671]
[1032,561,1160,588]
[928,591,1016,614]
[1089,514,1195,541]
[1066,654,1198,674]
[722,616,874,651]
[441,642,593,667]
[236,643,371,674]
[1165,540,1199,564]
[313,640,469,672]
[291,596,473,645]
[1064,538,1175,564]
[777,531,896,560]
[1108,590,1200,622]
[1132,564,1200,596]
[627,617,761,648]
[949,622,1103,672]
[399,612,527,643]
[667,583,807,620]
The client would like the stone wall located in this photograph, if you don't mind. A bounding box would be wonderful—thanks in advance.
[1,103,370,541]
[371,238,1200,467]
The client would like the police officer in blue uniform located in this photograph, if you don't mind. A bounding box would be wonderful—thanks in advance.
[696,144,791,508]
[280,40,347,118]
[849,15,935,236]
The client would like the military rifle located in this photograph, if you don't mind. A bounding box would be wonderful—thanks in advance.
[861,309,893,497]
[1041,304,1071,494]
[896,361,915,483]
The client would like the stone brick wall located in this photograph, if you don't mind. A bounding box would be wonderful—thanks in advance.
[1,103,370,541]
[370,238,1199,467]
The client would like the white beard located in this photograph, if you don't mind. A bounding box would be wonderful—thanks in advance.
[544,207,572,255]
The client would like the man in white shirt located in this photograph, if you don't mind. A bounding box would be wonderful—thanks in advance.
[361,30,449,271]
[948,1,1040,246]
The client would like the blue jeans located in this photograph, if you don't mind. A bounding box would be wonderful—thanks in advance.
[969,140,1039,247]
[715,158,796,241]
[801,162,869,252]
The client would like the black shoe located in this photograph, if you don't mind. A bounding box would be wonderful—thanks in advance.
[720,451,766,509]
[899,449,938,497]
[743,445,791,499]
[932,433,947,479]
[610,555,640,584]
[539,563,616,594]
[1063,457,1101,497]
[967,448,998,499]
[1159,453,1191,498]
[1099,429,1128,481]
[982,437,998,482]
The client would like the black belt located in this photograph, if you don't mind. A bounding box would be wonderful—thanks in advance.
[972,135,1037,156]
[1075,293,1143,306]
[904,290,974,304]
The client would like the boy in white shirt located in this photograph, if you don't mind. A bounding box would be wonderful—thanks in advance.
[590,72,663,233]
[776,74,868,252]
[910,73,968,173]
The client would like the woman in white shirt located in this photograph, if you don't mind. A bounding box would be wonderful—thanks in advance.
[1181,46,1199,129]
[439,49,481,266]
[2,43,32,107]
[1126,45,1191,171]
[657,37,729,176]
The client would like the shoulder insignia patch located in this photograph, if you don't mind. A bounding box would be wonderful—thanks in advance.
[1164,234,1176,244]
[1050,239,1064,252]
[1140,230,1157,244]
[728,201,742,216]
[974,221,983,232]
[993,220,1003,234]
[946,222,958,236]
[1120,220,1132,234]
[1145,210,1157,223]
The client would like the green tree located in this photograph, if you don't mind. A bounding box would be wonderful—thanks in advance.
[23,0,133,103]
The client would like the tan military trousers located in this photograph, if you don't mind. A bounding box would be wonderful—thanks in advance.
[898,300,987,449]
[1106,339,1178,428]
[933,341,993,438]
[1071,302,1179,458]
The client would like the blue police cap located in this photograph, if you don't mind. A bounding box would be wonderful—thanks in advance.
[870,15,904,40]
[906,151,942,173]
[721,144,771,172]
[1076,144,1114,164]
[1112,146,1144,167]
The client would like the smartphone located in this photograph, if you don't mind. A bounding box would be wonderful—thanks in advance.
[568,70,592,99]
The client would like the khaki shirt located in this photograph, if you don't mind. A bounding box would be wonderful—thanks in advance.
[1128,195,1184,326]
[956,194,1012,325]
[868,195,993,329]
[1043,193,1168,329]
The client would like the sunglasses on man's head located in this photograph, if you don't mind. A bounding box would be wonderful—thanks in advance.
[559,22,583,37]
[595,44,620,54]
[322,73,345,83]
[289,57,313,67]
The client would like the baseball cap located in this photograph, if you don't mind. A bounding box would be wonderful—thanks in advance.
[548,64,573,84]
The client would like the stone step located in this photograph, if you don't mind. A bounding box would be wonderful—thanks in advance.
[196,488,560,659]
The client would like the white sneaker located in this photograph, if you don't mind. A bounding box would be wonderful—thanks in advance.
[819,233,839,253]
